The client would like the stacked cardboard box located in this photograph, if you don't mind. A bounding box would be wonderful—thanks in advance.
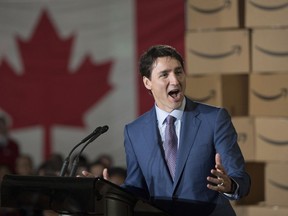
[246,0,288,212]
[185,0,288,215]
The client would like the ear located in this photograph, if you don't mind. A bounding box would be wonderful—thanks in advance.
[143,76,152,90]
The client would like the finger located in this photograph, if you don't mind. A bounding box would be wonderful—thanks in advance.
[215,153,221,165]
[207,176,223,186]
[81,170,94,177]
[215,153,226,174]
[207,172,232,193]
[103,168,110,180]
[207,175,226,192]
[211,169,225,179]
[207,182,223,192]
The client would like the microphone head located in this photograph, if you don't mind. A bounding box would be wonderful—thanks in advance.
[101,125,109,133]
[93,126,102,134]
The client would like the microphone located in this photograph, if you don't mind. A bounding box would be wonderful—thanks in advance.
[69,125,109,177]
[59,126,102,177]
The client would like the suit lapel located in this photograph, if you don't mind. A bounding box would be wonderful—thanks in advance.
[143,108,172,171]
[173,100,201,187]
[142,108,160,150]
[143,108,176,183]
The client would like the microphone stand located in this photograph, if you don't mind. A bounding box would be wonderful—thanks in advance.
[59,126,102,177]
[69,126,109,177]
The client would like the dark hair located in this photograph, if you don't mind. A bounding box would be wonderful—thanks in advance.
[139,45,184,79]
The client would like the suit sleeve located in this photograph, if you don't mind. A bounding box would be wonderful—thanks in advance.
[214,108,251,200]
[121,125,150,199]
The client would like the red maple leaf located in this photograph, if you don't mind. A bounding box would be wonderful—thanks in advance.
[0,10,113,159]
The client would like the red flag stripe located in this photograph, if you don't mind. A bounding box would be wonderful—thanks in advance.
[135,0,185,115]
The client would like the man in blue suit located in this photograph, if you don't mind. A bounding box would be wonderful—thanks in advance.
[84,45,251,215]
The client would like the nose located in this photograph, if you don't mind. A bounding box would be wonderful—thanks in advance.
[169,72,180,85]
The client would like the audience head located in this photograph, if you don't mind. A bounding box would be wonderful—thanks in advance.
[89,160,105,177]
[96,153,113,169]
[15,154,34,175]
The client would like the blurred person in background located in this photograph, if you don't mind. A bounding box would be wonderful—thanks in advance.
[0,164,21,216]
[36,160,61,177]
[36,152,64,176]
[95,153,113,169]
[15,154,34,176]
[0,164,11,185]
[88,160,105,178]
[72,154,89,176]
[47,153,64,171]
[0,114,20,173]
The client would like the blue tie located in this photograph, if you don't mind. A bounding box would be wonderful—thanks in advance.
[164,115,177,180]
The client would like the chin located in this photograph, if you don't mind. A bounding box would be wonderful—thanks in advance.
[171,102,182,110]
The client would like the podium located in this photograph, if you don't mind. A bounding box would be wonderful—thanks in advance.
[0,174,169,216]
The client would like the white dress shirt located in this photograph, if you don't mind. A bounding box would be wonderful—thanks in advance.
[155,97,186,149]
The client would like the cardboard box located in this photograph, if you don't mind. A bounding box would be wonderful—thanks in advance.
[233,205,288,216]
[255,117,288,162]
[185,74,248,116]
[186,0,239,30]
[252,28,288,73]
[249,73,288,117]
[266,162,288,207]
[235,162,265,205]
[232,117,255,161]
[246,0,288,28]
[185,29,250,75]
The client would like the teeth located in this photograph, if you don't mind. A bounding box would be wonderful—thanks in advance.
[169,90,179,97]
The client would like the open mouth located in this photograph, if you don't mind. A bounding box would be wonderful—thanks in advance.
[168,89,180,99]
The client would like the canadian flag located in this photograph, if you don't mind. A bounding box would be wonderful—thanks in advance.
[0,0,184,167]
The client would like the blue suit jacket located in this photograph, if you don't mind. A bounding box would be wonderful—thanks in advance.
[123,98,250,216]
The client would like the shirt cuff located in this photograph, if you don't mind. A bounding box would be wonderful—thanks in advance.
[223,177,240,200]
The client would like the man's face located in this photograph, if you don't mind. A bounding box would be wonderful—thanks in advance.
[143,57,186,113]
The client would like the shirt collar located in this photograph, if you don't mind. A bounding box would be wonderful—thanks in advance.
[155,97,186,125]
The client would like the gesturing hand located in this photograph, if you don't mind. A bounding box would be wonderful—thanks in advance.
[81,168,110,181]
[207,153,232,193]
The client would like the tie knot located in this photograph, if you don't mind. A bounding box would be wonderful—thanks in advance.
[166,115,176,125]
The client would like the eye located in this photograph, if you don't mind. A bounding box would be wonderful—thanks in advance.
[175,69,183,75]
[159,71,168,78]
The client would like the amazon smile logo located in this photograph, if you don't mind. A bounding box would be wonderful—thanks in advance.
[190,0,231,14]
[251,88,288,100]
[249,0,288,11]
[190,45,241,59]
[190,90,215,102]
[255,45,288,57]
[269,179,288,191]
[258,134,288,146]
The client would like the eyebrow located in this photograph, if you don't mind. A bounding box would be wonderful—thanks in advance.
[174,66,183,71]
[159,66,183,74]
